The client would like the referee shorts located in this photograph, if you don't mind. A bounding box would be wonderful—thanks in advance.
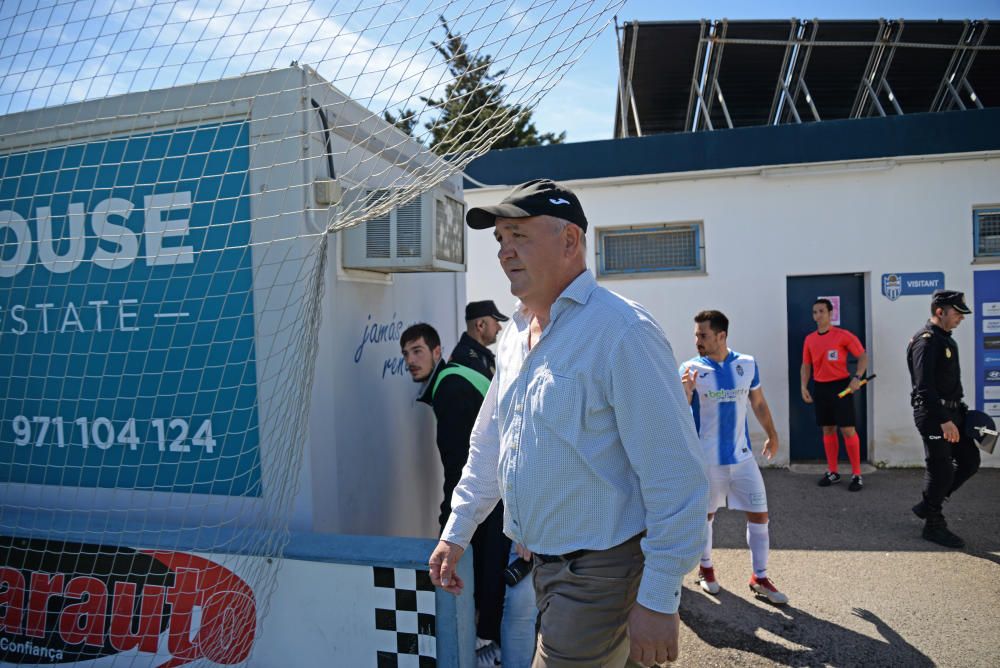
[813,377,856,427]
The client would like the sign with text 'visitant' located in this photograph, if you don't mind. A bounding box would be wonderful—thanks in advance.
[881,272,945,301]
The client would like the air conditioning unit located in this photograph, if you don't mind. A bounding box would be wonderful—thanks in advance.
[341,186,466,272]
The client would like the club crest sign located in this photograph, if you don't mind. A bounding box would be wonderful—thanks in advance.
[882,274,903,301]
[881,272,944,301]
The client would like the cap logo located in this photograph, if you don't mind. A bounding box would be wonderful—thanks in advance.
[549,198,570,205]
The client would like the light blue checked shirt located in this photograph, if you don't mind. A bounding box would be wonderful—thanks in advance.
[442,270,708,614]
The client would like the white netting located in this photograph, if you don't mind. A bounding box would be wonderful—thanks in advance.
[0,0,622,664]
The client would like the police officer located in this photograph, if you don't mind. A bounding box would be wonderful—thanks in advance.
[906,289,980,548]
[449,300,508,377]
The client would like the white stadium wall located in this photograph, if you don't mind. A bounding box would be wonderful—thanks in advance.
[0,66,475,666]
[464,153,1000,468]
[305,241,465,538]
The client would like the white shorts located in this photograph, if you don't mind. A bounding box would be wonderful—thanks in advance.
[707,458,768,513]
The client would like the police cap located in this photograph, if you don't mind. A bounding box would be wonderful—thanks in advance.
[931,289,971,315]
[465,300,509,322]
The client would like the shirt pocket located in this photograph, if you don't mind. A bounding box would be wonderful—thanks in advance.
[527,368,582,444]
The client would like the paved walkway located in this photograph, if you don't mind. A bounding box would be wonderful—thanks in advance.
[675,468,1000,667]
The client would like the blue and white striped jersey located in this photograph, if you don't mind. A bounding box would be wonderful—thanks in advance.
[680,350,761,466]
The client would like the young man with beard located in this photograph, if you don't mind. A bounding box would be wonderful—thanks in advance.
[680,310,788,605]
[402,323,533,666]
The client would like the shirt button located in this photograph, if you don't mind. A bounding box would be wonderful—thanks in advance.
[515,403,523,412]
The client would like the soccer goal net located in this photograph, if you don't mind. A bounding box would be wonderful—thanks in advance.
[0,0,622,664]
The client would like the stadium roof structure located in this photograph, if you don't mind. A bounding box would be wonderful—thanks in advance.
[614,18,998,137]
[463,108,1000,188]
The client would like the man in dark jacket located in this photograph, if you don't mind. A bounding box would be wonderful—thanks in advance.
[450,300,509,377]
[402,322,510,653]
[907,289,979,548]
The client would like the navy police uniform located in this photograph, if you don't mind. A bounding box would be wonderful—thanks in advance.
[418,355,508,644]
[452,299,508,378]
[906,290,980,547]
[449,332,497,377]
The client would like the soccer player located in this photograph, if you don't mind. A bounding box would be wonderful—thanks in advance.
[800,298,868,491]
[680,310,788,605]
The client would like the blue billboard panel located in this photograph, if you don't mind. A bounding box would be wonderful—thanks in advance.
[974,270,1000,419]
[0,121,261,496]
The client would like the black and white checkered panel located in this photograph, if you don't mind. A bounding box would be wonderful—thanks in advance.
[373,566,437,667]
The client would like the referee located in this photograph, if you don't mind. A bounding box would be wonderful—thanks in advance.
[800,298,869,491]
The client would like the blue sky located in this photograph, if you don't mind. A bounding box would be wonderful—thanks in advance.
[533,0,1000,142]
[1,1,995,144]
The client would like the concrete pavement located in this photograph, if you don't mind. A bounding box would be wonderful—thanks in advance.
[674,467,1000,667]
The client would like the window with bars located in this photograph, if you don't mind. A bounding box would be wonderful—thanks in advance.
[974,207,1000,259]
[597,223,704,277]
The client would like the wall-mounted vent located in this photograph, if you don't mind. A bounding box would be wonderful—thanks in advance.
[342,187,466,272]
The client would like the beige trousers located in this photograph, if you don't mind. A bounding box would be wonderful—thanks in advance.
[530,535,645,667]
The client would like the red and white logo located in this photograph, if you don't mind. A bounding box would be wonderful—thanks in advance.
[0,537,256,666]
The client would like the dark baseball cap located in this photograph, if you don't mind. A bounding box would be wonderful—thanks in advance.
[931,289,971,314]
[466,178,589,231]
[465,300,509,322]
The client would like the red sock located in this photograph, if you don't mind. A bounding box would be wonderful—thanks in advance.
[844,433,862,475]
[823,433,840,473]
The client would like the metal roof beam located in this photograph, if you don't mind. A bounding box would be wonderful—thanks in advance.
[625,21,642,136]
[881,80,904,115]
[863,20,904,117]
[931,21,973,112]
[691,79,715,131]
[684,20,710,133]
[799,79,822,121]
[785,19,819,124]
[940,21,988,112]
[714,81,734,129]
[962,78,985,109]
[850,19,890,118]
[768,19,802,125]
[699,20,728,131]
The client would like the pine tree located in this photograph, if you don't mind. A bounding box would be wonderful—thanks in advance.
[384,17,565,154]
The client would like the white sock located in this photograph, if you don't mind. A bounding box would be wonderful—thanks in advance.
[701,517,714,568]
[747,521,769,578]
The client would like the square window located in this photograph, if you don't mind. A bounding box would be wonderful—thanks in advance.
[974,207,1000,258]
[597,223,703,277]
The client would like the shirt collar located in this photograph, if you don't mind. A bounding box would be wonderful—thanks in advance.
[416,359,447,404]
[701,349,735,368]
[511,269,597,328]
[928,320,953,338]
[458,332,492,358]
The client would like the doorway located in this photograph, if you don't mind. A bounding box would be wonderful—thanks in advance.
[786,273,869,462]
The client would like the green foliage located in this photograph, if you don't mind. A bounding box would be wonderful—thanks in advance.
[384,17,565,154]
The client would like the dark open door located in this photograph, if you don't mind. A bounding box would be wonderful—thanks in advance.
[786,274,868,462]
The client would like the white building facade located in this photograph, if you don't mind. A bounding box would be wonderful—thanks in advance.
[462,109,1000,468]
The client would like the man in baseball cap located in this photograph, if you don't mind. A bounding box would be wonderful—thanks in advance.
[466,178,589,231]
[430,176,708,666]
